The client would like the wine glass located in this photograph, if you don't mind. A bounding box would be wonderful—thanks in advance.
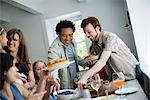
[112,72,125,100]
[90,73,101,97]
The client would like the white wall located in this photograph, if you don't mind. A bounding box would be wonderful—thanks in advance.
[44,0,138,58]
[1,2,48,63]
[1,0,139,65]
[126,0,150,77]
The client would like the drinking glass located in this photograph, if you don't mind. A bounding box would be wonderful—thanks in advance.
[90,73,101,97]
[112,72,125,100]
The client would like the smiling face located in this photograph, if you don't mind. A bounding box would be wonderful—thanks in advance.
[6,66,19,83]
[83,23,99,42]
[7,33,20,53]
[59,28,73,45]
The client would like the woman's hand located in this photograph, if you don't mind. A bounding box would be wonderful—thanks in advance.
[40,68,51,81]
[47,78,60,92]
[27,88,46,100]
[53,78,60,92]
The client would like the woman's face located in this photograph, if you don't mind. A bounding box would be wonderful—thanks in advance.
[6,66,19,83]
[7,33,20,52]
[34,62,46,77]
[1,31,8,47]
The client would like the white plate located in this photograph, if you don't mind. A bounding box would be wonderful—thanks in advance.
[53,89,79,100]
[85,55,99,62]
[115,87,139,94]
[48,62,69,71]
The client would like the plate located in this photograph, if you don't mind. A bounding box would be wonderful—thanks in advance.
[115,87,139,95]
[48,63,69,71]
[84,55,99,62]
[53,89,79,100]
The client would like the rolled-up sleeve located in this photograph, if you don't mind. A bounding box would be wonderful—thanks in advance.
[104,34,118,53]
[48,47,60,82]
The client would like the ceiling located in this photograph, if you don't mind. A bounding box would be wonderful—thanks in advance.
[2,0,88,15]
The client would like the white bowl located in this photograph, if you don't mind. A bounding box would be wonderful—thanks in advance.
[54,89,79,100]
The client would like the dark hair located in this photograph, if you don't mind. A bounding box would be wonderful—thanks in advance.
[0,53,14,89]
[5,28,31,71]
[33,60,47,84]
[81,16,102,31]
[56,20,75,35]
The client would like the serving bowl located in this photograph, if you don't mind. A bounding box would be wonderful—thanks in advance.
[54,89,79,100]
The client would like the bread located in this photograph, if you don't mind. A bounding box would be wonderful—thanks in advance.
[47,58,69,68]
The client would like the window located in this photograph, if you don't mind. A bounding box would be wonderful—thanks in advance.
[45,11,90,58]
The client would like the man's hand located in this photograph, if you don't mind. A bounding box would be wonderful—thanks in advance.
[77,75,88,90]
[85,60,98,66]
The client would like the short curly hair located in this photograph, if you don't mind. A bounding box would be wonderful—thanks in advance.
[81,16,102,32]
[55,20,75,35]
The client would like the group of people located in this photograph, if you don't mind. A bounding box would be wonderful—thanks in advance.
[0,16,139,100]
[48,16,139,90]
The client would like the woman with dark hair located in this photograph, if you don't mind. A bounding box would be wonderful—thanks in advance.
[5,28,35,89]
[0,27,7,53]
[0,53,48,100]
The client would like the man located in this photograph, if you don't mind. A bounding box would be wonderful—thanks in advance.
[48,20,85,89]
[77,16,139,88]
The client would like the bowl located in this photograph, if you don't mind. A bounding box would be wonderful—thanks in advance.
[54,89,79,100]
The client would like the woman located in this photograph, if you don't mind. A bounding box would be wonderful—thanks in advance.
[0,27,7,53]
[0,53,47,100]
[33,60,59,100]
[5,28,35,89]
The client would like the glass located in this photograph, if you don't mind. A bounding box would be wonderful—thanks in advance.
[112,72,125,88]
[112,72,126,100]
[90,73,101,97]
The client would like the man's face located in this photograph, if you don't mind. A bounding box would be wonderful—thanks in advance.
[59,28,73,45]
[83,23,98,42]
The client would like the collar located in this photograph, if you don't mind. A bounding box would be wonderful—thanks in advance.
[95,30,104,44]
[56,37,64,46]
[56,37,74,47]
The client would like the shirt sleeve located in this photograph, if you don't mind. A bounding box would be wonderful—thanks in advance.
[104,33,119,53]
[48,47,60,82]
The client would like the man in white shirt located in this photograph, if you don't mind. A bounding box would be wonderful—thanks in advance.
[77,16,139,88]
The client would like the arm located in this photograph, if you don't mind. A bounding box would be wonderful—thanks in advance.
[36,68,50,93]
[78,50,112,87]
[28,69,36,86]
[48,47,61,85]
[23,65,35,89]
[16,83,46,100]
[23,63,35,89]
[28,59,35,86]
